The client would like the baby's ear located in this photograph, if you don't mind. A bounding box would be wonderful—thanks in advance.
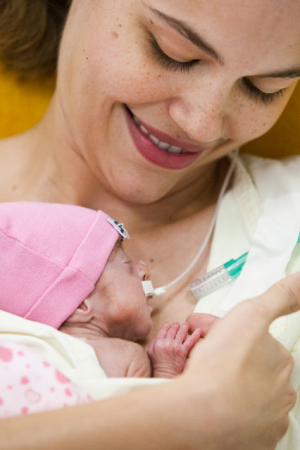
[67,298,94,323]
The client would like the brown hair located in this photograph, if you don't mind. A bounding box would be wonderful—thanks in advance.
[0,0,71,79]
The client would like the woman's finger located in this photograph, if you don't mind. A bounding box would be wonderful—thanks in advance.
[252,271,300,324]
[204,272,300,348]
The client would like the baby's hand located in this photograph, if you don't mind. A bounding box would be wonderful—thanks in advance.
[147,322,202,378]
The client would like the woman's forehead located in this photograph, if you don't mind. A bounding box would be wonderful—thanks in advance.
[144,0,300,69]
[158,0,300,22]
[72,1,300,58]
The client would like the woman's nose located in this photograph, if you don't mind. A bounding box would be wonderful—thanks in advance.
[169,85,229,144]
[135,261,151,281]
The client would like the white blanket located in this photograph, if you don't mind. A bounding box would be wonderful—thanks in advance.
[0,311,166,401]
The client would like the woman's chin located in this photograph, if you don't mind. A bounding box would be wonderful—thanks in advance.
[103,173,174,205]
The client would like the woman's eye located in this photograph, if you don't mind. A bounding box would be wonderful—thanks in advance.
[147,33,287,104]
[242,78,287,105]
[148,33,199,74]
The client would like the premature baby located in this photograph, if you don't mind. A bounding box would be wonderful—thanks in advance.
[0,202,201,378]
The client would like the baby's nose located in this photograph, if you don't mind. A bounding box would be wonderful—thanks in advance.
[136,260,151,281]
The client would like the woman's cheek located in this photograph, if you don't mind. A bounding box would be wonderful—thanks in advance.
[93,42,172,105]
[231,96,290,145]
[80,22,174,104]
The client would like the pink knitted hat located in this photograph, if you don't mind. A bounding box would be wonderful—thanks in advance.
[0,202,128,328]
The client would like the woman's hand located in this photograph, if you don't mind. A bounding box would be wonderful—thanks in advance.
[183,272,299,450]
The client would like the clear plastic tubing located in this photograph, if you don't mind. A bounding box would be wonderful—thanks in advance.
[190,233,300,300]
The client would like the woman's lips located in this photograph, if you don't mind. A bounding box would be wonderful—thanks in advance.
[125,108,204,170]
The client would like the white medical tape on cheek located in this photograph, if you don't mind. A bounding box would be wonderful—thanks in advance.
[220,192,300,312]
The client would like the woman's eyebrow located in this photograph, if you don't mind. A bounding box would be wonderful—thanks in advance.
[256,67,300,79]
[143,4,300,80]
[143,3,224,65]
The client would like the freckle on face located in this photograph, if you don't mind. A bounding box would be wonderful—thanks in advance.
[112,31,119,39]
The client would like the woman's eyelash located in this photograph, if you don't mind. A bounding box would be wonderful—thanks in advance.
[242,78,287,105]
[148,34,199,74]
[147,34,287,104]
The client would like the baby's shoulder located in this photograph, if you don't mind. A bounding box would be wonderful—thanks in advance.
[90,337,151,378]
[96,336,142,354]
[121,340,151,378]
[111,339,151,377]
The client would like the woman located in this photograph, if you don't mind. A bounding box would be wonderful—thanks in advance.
[0,0,300,448]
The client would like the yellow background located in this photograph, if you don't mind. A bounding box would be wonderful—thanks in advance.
[0,67,299,158]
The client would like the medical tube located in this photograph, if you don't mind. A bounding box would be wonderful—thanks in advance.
[190,234,300,300]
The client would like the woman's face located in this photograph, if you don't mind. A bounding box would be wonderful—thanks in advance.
[57,0,300,203]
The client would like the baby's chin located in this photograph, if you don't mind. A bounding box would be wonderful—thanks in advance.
[128,319,153,342]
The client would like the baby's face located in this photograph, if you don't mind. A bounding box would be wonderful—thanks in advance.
[91,243,153,341]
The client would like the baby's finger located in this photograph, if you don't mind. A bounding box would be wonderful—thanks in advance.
[166,322,180,339]
[175,322,189,343]
[156,322,171,339]
[183,328,202,352]
[147,339,155,355]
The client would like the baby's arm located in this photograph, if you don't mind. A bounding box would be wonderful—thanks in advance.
[147,322,202,378]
